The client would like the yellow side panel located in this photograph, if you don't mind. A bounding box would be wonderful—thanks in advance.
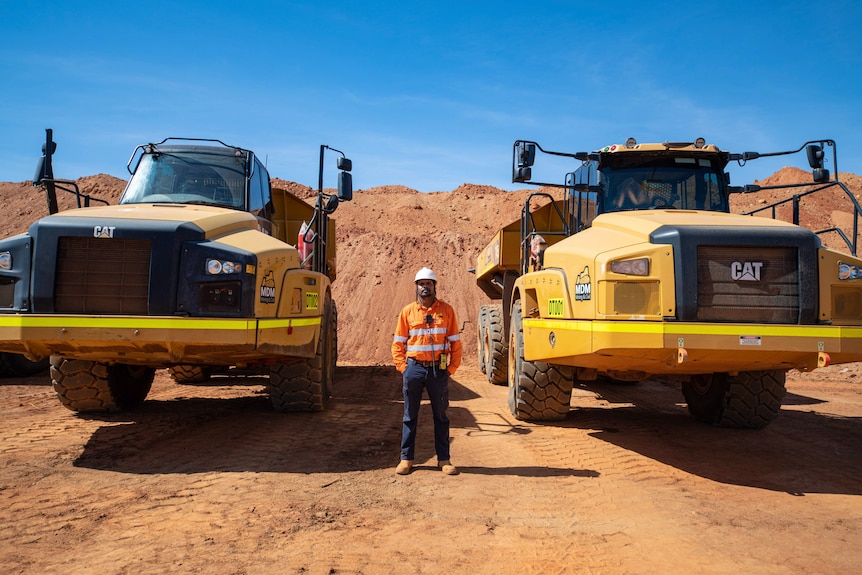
[818,247,862,325]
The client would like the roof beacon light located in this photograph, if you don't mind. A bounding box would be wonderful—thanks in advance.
[625,137,637,149]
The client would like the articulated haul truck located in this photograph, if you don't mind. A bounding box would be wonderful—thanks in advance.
[0,130,354,413]
[475,137,862,428]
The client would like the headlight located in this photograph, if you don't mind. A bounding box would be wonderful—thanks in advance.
[0,252,10,271]
[611,257,649,276]
[838,262,862,280]
[206,258,241,275]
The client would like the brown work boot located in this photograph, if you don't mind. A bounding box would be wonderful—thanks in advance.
[395,460,413,475]
[438,460,459,475]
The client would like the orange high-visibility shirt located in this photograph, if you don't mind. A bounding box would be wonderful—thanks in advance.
[391,299,462,374]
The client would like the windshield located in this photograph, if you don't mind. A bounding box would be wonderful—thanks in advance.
[120,150,248,209]
[599,161,727,214]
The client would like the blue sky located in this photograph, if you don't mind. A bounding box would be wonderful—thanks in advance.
[1,1,861,192]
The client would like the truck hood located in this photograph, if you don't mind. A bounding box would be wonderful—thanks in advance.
[544,209,816,265]
[592,209,803,235]
[30,203,260,240]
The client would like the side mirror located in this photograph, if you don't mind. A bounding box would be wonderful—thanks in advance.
[33,136,56,184]
[806,144,824,169]
[807,145,829,182]
[337,157,352,172]
[513,166,532,183]
[338,171,353,201]
[517,142,536,168]
[33,157,48,184]
[324,195,340,214]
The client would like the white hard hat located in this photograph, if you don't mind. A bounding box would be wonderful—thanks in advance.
[414,267,437,283]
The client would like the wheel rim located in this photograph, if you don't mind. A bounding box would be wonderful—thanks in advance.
[689,374,713,396]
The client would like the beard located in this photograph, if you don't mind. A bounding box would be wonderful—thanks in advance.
[416,285,436,300]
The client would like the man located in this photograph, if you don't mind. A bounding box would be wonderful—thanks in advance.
[611,177,645,210]
[529,234,547,271]
[391,267,462,476]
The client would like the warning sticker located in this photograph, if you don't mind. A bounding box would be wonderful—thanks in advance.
[305,291,319,311]
[739,336,762,346]
[548,298,564,317]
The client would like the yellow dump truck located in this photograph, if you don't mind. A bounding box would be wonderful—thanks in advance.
[0,130,353,413]
[475,137,862,428]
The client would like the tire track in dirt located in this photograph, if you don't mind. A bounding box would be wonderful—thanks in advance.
[1,368,408,573]
[445,369,632,574]
[2,364,862,574]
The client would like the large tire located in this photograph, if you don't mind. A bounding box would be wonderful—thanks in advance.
[50,357,155,412]
[484,304,508,385]
[168,365,213,384]
[268,296,334,412]
[507,300,574,421]
[682,370,786,429]
[0,353,50,378]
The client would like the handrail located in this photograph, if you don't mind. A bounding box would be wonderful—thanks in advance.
[38,178,110,213]
[743,180,861,256]
[519,192,570,274]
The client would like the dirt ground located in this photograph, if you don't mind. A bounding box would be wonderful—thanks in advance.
[1,160,862,573]
[1,360,861,574]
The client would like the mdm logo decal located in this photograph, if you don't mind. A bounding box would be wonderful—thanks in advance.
[260,271,276,304]
[575,266,591,301]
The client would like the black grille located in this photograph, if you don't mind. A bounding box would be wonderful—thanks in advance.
[54,237,151,314]
[0,278,13,308]
[696,246,798,323]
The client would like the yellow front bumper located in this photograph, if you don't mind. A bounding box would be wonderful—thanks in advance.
[523,318,862,374]
[0,314,321,365]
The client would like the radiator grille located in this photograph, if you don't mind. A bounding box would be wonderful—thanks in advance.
[55,237,151,314]
[0,278,13,308]
[696,246,798,323]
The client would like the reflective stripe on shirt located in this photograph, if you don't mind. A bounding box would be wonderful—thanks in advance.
[408,327,448,337]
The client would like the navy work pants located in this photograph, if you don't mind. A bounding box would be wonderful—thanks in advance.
[400,359,450,461]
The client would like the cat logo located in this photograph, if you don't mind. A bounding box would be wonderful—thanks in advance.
[93,225,115,238]
[731,261,763,281]
[575,266,592,301]
[260,271,276,304]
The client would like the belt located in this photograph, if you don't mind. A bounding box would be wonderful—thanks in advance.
[408,358,438,367]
